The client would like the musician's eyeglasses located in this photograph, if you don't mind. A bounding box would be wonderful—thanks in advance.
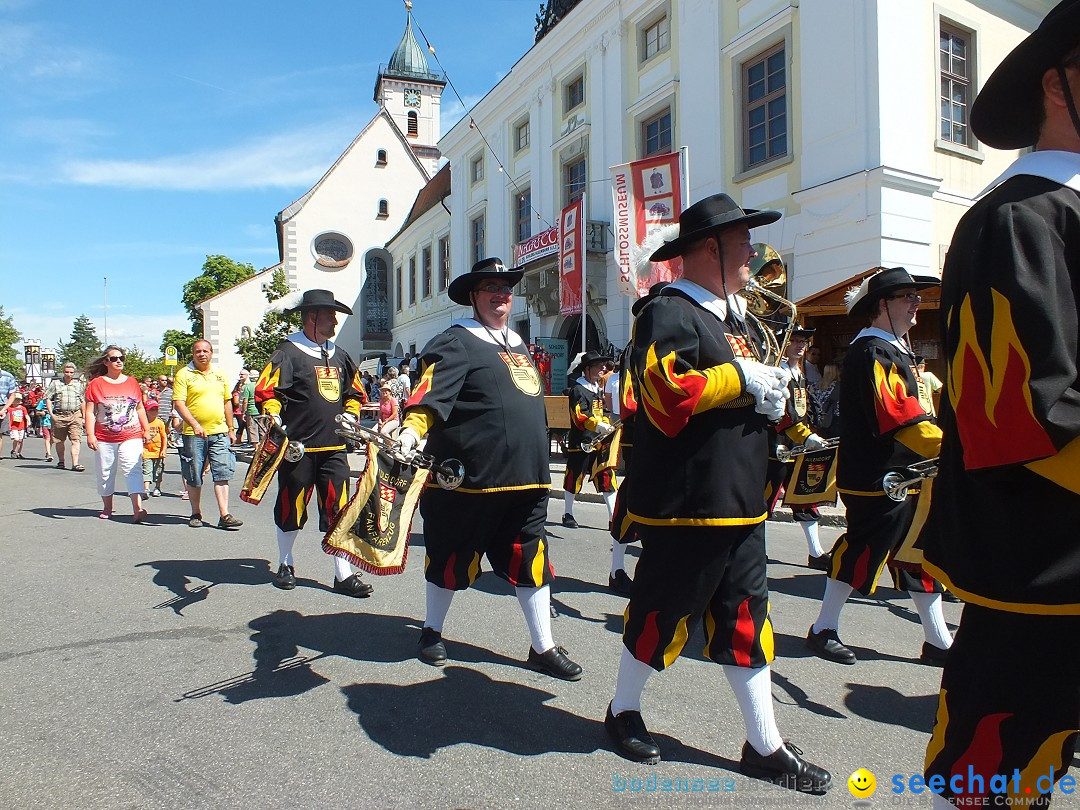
[886,293,921,303]
[106,355,125,363]
[476,283,514,294]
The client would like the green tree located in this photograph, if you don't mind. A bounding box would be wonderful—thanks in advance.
[121,346,168,383]
[59,314,103,371]
[235,267,301,373]
[159,329,196,368]
[182,255,256,335]
[0,307,22,377]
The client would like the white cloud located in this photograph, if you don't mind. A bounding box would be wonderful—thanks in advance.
[440,93,486,137]
[62,122,360,191]
[10,309,188,355]
[0,22,109,82]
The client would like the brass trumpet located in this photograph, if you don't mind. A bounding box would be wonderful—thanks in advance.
[776,437,839,461]
[251,415,305,462]
[882,458,939,501]
[581,420,621,453]
[741,244,799,366]
[334,413,465,490]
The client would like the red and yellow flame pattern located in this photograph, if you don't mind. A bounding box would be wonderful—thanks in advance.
[949,292,1055,469]
[872,359,927,435]
[406,362,435,409]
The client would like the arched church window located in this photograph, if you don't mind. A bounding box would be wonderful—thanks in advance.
[407,111,418,137]
[363,255,390,337]
[376,149,387,166]
[378,199,389,218]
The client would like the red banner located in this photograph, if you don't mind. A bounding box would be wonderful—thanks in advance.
[610,152,684,298]
[559,196,585,316]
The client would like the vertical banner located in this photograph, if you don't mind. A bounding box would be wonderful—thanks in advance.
[559,195,586,317]
[611,151,684,298]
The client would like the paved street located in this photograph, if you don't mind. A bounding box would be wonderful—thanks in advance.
[1,435,967,810]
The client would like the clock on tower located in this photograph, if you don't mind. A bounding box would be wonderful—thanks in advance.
[404,88,421,107]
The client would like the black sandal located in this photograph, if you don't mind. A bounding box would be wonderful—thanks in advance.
[72,464,85,472]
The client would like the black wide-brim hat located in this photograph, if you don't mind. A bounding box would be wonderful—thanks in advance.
[845,267,940,318]
[650,193,781,262]
[631,281,671,316]
[447,257,525,306]
[971,0,1080,149]
[791,326,816,339]
[571,349,614,376]
[283,289,353,316]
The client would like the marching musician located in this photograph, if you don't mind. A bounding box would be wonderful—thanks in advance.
[764,326,833,569]
[253,289,372,598]
[805,268,953,667]
[922,1,1080,802]
[561,350,617,530]
[604,193,831,794]
[396,258,582,681]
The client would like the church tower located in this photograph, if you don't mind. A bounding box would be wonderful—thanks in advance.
[374,6,446,176]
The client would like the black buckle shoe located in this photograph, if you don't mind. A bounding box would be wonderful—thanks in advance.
[608,569,633,596]
[739,741,832,794]
[604,704,660,764]
[919,641,949,667]
[334,573,374,598]
[273,563,296,590]
[806,553,832,571]
[418,627,447,667]
[806,627,856,665]
[526,645,582,681]
[561,513,579,529]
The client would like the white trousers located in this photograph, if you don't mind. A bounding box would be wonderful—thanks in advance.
[96,438,144,496]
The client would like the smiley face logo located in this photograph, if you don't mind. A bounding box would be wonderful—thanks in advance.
[848,768,876,797]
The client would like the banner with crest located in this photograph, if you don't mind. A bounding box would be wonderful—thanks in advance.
[322,443,430,575]
[781,446,839,507]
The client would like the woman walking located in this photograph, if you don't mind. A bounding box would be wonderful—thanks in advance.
[84,346,152,523]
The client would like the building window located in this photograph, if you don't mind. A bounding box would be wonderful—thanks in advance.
[743,44,787,169]
[515,187,532,244]
[515,119,530,153]
[641,15,670,62]
[564,157,586,205]
[408,256,417,306]
[642,108,672,157]
[565,73,585,113]
[940,23,974,147]
[471,213,486,264]
[407,111,418,137]
[422,245,433,299]
[470,153,484,184]
[377,199,389,218]
[395,265,403,311]
[313,232,353,268]
[363,255,390,336]
[376,149,387,166]
[439,236,451,291]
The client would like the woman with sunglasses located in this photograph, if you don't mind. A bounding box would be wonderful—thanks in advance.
[84,346,152,523]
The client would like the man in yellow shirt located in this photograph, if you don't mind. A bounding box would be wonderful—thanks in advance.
[173,340,243,530]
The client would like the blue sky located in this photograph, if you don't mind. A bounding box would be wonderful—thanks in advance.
[0,0,538,357]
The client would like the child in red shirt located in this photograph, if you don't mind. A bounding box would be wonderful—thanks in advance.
[8,393,30,459]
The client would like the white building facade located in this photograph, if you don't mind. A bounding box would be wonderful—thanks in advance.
[390,0,1048,361]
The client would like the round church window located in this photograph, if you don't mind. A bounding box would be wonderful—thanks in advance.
[313,232,353,268]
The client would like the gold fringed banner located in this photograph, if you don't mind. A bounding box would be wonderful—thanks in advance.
[322,443,430,575]
[781,446,839,507]
[590,425,622,478]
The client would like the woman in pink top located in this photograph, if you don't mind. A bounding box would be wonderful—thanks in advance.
[84,346,152,522]
[377,382,400,436]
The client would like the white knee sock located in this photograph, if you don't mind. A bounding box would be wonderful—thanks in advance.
[812,577,854,634]
[333,554,353,582]
[611,646,655,715]
[801,520,825,558]
[603,489,617,519]
[723,664,784,756]
[563,491,575,516]
[424,581,455,633]
[909,591,954,649]
[516,585,554,653]
[610,541,627,577]
[276,528,299,567]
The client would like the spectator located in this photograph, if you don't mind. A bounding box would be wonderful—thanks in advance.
[8,393,30,458]
[173,340,243,531]
[35,395,53,462]
[45,362,86,471]
[231,370,249,443]
[142,399,167,497]
[0,366,16,460]
[804,345,823,387]
[84,346,151,522]
[811,363,842,439]
[376,382,400,435]
[239,370,261,446]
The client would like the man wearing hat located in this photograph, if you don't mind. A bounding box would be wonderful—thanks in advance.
[561,349,617,530]
[805,267,952,669]
[764,325,833,569]
[396,258,582,681]
[604,193,831,794]
[921,1,1080,802]
[254,289,372,598]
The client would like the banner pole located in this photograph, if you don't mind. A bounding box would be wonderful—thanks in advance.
[581,192,588,353]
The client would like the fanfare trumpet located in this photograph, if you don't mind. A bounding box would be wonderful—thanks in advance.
[253,415,305,461]
[581,420,622,453]
[775,437,839,461]
[882,458,939,502]
[334,413,465,490]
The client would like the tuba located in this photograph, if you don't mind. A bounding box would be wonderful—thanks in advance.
[740,244,798,366]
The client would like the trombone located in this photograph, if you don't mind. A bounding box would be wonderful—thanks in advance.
[334,412,465,490]
[882,458,939,501]
[740,244,799,366]
[776,437,839,461]
[581,420,622,453]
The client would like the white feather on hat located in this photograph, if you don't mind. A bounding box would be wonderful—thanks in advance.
[631,224,681,276]
[567,351,586,377]
[267,290,303,315]
[843,280,869,314]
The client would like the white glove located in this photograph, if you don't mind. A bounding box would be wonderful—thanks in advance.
[595,421,615,437]
[733,359,790,416]
[804,433,828,451]
[395,427,421,458]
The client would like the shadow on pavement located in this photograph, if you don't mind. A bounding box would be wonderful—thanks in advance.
[769,670,846,720]
[341,664,731,765]
[843,683,938,733]
[28,507,102,520]
[137,557,273,615]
